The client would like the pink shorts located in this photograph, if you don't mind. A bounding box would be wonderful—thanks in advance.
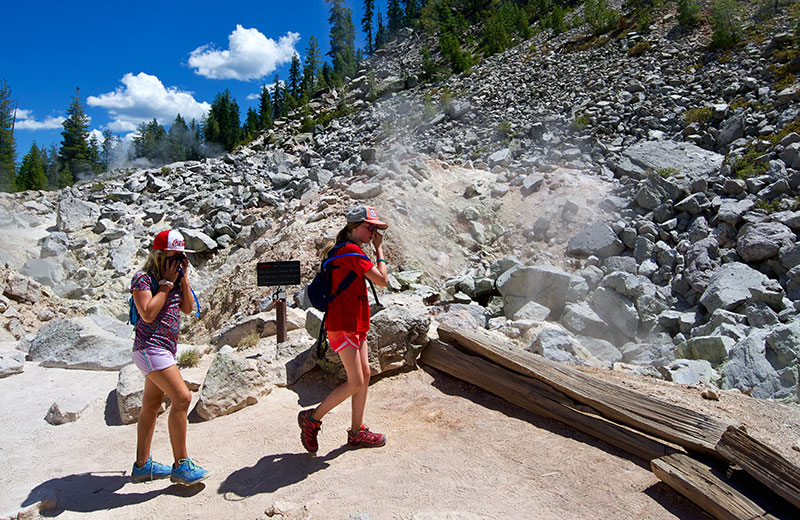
[327,331,366,353]
[133,348,176,376]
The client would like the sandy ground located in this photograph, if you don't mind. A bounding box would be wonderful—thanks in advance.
[0,358,718,520]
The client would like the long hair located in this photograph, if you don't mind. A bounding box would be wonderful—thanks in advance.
[320,222,361,259]
[142,250,168,279]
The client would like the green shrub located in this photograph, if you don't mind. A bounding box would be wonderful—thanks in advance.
[237,332,260,349]
[421,47,438,81]
[754,198,781,213]
[711,0,744,49]
[570,115,591,131]
[495,121,513,138]
[90,182,105,192]
[731,150,769,179]
[628,41,651,57]
[160,167,171,175]
[300,116,316,133]
[177,349,200,368]
[584,0,620,36]
[683,107,713,124]
[677,0,701,27]
[656,168,679,178]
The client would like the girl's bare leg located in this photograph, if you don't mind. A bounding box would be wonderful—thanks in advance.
[312,345,367,420]
[136,377,165,466]
[143,365,192,463]
[350,339,370,431]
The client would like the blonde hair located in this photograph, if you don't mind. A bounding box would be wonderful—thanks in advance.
[142,250,169,279]
[320,222,361,259]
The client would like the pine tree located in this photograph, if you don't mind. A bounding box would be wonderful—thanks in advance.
[403,0,419,25]
[42,144,59,189]
[387,0,403,33]
[272,74,284,120]
[188,119,203,160]
[302,36,322,95]
[16,142,47,191]
[327,0,357,82]
[58,88,93,184]
[243,107,259,140]
[375,11,389,49]
[168,115,190,163]
[59,163,73,189]
[288,53,302,102]
[204,90,241,152]
[258,85,274,130]
[321,63,334,88]
[133,119,169,163]
[362,0,375,55]
[0,79,18,192]
[88,133,102,173]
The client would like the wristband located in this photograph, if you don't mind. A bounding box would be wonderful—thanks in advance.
[377,258,387,263]
[159,280,174,288]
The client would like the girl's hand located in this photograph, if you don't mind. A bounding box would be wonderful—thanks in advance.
[372,231,383,250]
[164,257,180,283]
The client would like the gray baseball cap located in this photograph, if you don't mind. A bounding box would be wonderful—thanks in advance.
[345,205,389,229]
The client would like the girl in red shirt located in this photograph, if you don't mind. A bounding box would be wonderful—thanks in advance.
[298,206,390,452]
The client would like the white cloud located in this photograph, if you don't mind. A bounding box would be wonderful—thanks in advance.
[87,72,210,132]
[189,25,299,81]
[88,129,104,143]
[14,109,66,131]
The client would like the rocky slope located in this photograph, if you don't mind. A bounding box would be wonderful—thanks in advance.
[2,3,800,408]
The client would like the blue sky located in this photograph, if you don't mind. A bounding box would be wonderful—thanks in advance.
[2,0,386,161]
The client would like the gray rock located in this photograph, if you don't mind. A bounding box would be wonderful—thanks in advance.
[0,349,25,377]
[497,264,573,318]
[567,222,623,258]
[527,326,602,368]
[661,359,715,385]
[687,335,736,366]
[512,301,551,322]
[621,140,723,179]
[721,332,795,400]
[28,317,133,371]
[699,262,769,314]
[195,350,272,420]
[56,197,100,233]
[589,287,639,339]
[346,181,383,199]
[736,221,795,263]
[45,394,94,425]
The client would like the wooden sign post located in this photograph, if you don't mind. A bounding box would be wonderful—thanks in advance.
[256,261,301,343]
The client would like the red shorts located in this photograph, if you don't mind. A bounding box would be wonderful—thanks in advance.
[327,331,367,353]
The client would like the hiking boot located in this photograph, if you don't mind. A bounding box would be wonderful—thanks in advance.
[298,409,322,453]
[130,456,172,483]
[347,425,386,449]
[170,458,209,485]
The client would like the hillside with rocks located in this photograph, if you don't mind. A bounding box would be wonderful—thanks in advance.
[2,2,800,518]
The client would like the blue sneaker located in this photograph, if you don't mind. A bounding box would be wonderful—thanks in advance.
[130,456,172,483]
[170,458,209,485]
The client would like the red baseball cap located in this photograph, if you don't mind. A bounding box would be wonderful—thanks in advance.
[153,230,195,252]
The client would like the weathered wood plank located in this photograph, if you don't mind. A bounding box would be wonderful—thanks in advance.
[651,453,781,520]
[438,324,729,458]
[421,340,678,462]
[715,425,800,510]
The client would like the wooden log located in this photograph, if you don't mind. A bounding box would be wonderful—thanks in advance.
[437,324,729,458]
[651,453,781,520]
[420,340,678,462]
[715,425,800,511]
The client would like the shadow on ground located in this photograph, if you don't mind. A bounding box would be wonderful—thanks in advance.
[22,472,204,516]
[218,446,348,499]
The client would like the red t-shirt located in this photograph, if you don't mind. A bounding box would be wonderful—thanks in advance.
[325,242,374,333]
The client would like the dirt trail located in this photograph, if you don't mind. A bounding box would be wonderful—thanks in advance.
[1,359,710,520]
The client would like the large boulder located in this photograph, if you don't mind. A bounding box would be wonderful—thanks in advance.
[497,264,572,318]
[56,197,100,233]
[621,140,724,179]
[526,326,603,368]
[567,222,624,258]
[736,222,795,263]
[698,262,770,314]
[721,332,797,400]
[28,317,132,370]
[195,349,272,420]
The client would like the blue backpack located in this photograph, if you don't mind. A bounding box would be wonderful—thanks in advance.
[128,273,158,326]
[308,241,380,355]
